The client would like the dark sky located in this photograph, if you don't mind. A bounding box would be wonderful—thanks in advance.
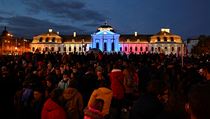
[0,0,209,39]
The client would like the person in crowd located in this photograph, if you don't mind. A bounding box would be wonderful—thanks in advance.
[29,87,45,119]
[58,70,71,89]
[87,81,113,118]
[109,62,125,118]
[185,81,210,119]
[130,79,164,119]
[84,99,104,119]
[44,75,56,98]
[63,83,84,119]
[41,88,67,119]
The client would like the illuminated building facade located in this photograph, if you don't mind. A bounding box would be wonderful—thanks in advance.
[0,27,30,55]
[30,23,184,55]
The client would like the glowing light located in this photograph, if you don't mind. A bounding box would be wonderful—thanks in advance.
[161,28,170,33]
[15,47,17,50]
[49,29,53,33]
[135,32,138,36]
[73,32,76,37]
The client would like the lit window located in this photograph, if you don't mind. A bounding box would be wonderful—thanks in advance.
[39,37,43,42]
[170,37,174,42]
[52,37,55,42]
[157,37,160,42]
[46,37,49,42]
[51,47,54,51]
[130,47,132,52]
[164,37,167,42]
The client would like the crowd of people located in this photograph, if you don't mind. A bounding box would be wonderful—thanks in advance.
[0,51,210,119]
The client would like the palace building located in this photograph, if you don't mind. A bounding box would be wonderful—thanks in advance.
[0,27,30,55]
[30,23,184,55]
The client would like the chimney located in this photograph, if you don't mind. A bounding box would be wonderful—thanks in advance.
[73,32,76,37]
[135,32,138,36]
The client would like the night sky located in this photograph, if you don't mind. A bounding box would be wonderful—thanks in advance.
[0,0,209,39]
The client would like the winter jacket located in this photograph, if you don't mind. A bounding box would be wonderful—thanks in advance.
[41,98,67,119]
[88,87,113,116]
[63,87,84,119]
[109,69,124,100]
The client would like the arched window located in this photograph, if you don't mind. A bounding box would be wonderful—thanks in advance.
[32,47,35,51]
[69,47,71,51]
[151,47,154,51]
[52,37,55,42]
[111,42,115,51]
[146,47,148,51]
[140,47,143,51]
[130,47,132,52]
[135,47,138,51]
[58,47,61,52]
[51,47,54,51]
[79,47,81,51]
[45,37,49,42]
[64,47,66,51]
[96,42,99,49]
[74,46,76,52]
[170,37,174,42]
[104,42,107,51]
[172,47,174,51]
[39,37,43,42]
[125,47,127,51]
[158,47,161,51]
[120,47,122,51]
[45,47,48,51]
[164,37,167,42]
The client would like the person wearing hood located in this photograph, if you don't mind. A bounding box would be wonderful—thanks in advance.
[41,88,67,119]
[87,81,113,117]
[63,82,84,119]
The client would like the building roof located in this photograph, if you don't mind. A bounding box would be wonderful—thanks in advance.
[61,35,91,43]
[119,34,152,42]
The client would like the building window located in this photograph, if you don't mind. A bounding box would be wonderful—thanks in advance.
[45,47,48,51]
[46,37,49,42]
[64,47,66,51]
[170,37,174,42]
[51,47,54,51]
[158,47,161,51]
[111,42,115,51]
[164,37,167,42]
[104,42,107,51]
[52,37,55,42]
[165,47,167,50]
[32,47,35,51]
[157,37,160,42]
[39,37,43,42]
[96,42,99,49]
[172,47,174,51]
[135,47,138,51]
[120,47,122,51]
[146,47,148,51]
[151,47,154,51]
[79,47,81,51]
[58,47,61,52]
[69,47,71,51]
[125,47,127,51]
[74,46,76,52]
[130,47,132,52]
[140,47,143,51]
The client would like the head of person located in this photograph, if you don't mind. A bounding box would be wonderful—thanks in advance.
[33,87,44,101]
[185,81,210,119]
[50,88,64,105]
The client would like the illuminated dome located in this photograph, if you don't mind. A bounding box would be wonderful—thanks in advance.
[97,22,115,32]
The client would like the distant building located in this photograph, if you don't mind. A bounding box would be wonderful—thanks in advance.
[0,27,30,55]
[30,23,184,55]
